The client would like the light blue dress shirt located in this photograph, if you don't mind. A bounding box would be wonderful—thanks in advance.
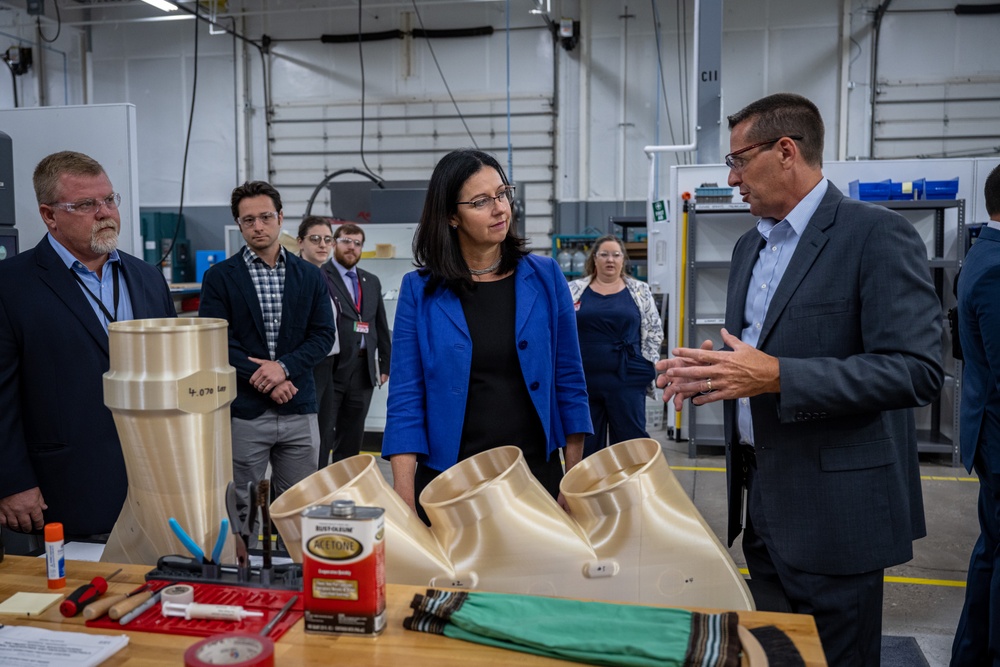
[737,179,829,446]
[47,234,134,333]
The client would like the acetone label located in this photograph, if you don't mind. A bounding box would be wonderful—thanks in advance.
[302,510,386,635]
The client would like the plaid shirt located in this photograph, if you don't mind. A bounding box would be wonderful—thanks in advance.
[242,246,286,361]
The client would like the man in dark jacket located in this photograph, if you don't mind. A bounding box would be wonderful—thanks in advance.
[199,181,335,519]
[0,151,176,538]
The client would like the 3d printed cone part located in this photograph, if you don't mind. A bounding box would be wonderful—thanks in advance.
[270,455,455,584]
[102,317,236,565]
[561,438,754,610]
[270,441,752,610]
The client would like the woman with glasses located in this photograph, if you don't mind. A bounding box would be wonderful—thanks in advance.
[568,235,663,457]
[382,148,592,523]
[296,216,341,467]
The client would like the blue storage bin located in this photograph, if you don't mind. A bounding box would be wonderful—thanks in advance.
[917,177,959,200]
[849,179,891,201]
[196,250,225,283]
[888,181,921,200]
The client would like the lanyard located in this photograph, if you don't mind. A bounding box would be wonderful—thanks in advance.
[72,262,121,324]
[354,274,362,313]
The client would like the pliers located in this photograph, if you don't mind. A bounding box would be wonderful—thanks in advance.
[225,480,258,581]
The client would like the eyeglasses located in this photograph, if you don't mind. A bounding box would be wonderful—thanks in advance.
[336,237,364,248]
[47,193,121,214]
[724,136,802,171]
[596,251,623,260]
[306,234,334,245]
[456,186,516,211]
[237,212,279,228]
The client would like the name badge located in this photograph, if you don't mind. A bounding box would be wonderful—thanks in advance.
[354,321,370,334]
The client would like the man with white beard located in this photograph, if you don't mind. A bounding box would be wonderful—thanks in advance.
[0,151,175,540]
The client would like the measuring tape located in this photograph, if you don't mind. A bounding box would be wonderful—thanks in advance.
[184,633,275,667]
[160,584,195,607]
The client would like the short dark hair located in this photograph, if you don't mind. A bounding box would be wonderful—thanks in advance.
[33,151,106,205]
[231,181,282,220]
[297,216,333,240]
[584,235,629,278]
[334,222,366,243]
[985,163,1000,219]
[412,148,527,293]
[727,93,824,167]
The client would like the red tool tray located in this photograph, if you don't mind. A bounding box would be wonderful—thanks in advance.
[86,580,302,640]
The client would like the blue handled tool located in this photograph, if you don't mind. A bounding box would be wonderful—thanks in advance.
[168,517,208,564]
[210,518,229,565]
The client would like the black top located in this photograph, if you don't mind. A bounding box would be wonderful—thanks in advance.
[457,275,547,464]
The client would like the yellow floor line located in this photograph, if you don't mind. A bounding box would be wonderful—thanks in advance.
[736,569,965,588]
[670,465,976,482]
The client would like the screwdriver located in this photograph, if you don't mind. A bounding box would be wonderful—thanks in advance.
[59,568,123,617]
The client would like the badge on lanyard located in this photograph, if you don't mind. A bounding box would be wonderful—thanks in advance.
[354,321,370,334]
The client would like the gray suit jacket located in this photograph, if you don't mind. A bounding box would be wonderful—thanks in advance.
[322,262,391,387]
[724,182,943,575]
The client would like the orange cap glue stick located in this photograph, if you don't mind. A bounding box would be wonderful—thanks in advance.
[45,522,66,589]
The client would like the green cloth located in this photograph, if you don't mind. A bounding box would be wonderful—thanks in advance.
[403,589,740,667]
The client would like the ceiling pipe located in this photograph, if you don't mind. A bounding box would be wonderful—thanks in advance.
[642,0,700,221]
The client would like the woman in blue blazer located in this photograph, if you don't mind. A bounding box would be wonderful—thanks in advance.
[382,149,592,522]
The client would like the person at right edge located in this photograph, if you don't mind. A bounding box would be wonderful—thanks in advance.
[656,93,943,666]
[951,163,1000,667]
[381,148,592,524]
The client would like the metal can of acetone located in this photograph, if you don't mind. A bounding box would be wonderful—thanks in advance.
[301,499,386,636]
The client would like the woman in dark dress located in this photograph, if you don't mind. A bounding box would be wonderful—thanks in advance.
[381,149,592,523]
[568,235,663,457]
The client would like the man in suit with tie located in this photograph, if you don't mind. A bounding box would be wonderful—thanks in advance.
[322,222,391,464]
[657,93,943,665]
[952,163,1000,666]
[0,151,176,538]
[199,181,335,520]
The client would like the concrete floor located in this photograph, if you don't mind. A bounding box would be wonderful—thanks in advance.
[376,424,979,667]
[653,427,978,667]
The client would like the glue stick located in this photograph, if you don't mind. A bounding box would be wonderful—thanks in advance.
[44,522,65,589]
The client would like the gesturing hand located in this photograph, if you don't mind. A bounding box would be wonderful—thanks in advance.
[662,328,780,407]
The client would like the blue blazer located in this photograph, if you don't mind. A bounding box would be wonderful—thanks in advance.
[381,253,592,471]
[723,183,943,575]
[0,236,176,535]
[199,248,336,420]
[957,225,1000,474]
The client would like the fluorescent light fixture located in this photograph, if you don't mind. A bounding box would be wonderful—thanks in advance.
[141,0,178,11]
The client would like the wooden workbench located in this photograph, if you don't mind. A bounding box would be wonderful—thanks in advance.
[0,556,827,665]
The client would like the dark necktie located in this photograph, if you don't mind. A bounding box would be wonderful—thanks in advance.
[347,270,360,312]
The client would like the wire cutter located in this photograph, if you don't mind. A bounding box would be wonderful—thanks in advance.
[225,481,258,581]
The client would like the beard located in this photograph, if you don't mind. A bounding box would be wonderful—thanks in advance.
[335,250,359,268]
[90,222,119,255]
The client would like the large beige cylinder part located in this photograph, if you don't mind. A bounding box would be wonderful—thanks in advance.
[561,438,754,611]
[270,455,455,585]
[420,446,621,600]
[101,317,236,565]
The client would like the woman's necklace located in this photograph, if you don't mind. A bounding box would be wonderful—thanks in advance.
[468,255,502,276]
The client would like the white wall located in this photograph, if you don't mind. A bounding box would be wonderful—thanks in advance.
[0,0,997,251]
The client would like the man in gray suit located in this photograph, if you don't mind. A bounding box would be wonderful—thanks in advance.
[658,93,942,666]
[321,222,391,465]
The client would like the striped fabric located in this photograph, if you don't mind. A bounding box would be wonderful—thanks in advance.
[403,588,740,667]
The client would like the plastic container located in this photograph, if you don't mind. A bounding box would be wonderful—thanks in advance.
[694,184,734,204]
[916,177,959,200]
[888,181,920,201]
[849,179,891,202]
[557,248,573,273]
